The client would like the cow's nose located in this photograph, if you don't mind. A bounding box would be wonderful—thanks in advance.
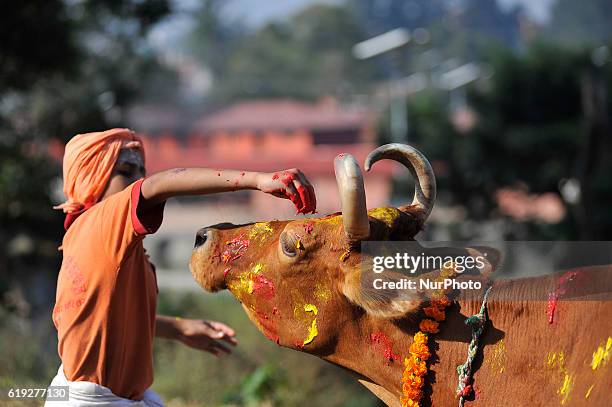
[194,227,211,248]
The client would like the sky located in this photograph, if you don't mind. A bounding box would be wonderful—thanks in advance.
[225,0,555,26]
[149,0,556,51]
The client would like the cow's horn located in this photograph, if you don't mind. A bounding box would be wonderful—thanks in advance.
[334,153,370,245]
[365,143,436,222]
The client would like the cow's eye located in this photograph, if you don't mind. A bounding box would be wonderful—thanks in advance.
[280,231,297,257]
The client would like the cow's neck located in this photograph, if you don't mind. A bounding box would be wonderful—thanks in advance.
[318,295,490,405]
[320,312,417,399]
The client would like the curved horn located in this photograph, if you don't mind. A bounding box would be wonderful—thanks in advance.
[334,153,370,244]
[365,143,436,222]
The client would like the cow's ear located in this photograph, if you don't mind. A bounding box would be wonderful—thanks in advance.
[341,268,422,319]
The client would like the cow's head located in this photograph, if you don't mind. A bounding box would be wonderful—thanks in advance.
[190,144,483,352]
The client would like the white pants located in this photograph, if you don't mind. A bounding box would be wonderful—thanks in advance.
[44,365,164,407]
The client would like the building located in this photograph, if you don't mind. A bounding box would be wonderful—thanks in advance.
[54,99,397,279]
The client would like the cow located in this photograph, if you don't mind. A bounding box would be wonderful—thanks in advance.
[190,144,612,407]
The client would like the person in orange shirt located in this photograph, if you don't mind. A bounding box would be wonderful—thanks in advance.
[46,128,316,406]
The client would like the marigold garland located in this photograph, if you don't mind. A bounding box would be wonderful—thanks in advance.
[401,296,452,407]
[400,262,457,407]
[419,319,440,334]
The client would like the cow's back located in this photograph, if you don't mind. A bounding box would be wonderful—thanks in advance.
[428,266,612,406]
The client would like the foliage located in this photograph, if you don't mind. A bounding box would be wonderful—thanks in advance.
[0,1,175,314]
[547,0,612,48]
[154,292,380,407]
[379,43,612,239]
[0,291,380,406]
[189,2,379,103]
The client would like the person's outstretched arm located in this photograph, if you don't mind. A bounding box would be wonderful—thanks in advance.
[140,168,316,214]
[155,315,237,357]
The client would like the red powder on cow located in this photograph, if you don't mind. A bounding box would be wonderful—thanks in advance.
[547,271,577,324]
[303,222,314,234]
[369,332,400,364]
[221,234,250,263]
[306,220,317,230]
[255,310,279,343]
[223,268,231,277]
[252,274,275,299]
[272,172,279,180]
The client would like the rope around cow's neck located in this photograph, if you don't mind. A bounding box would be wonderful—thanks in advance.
[456,285,493,407]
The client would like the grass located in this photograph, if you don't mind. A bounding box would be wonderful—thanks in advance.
[0,291,380,407]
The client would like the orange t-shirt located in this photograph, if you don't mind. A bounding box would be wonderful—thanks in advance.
[53,179,165,400]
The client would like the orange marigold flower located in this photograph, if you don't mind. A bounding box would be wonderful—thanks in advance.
[413,331,428,345]
[403,358,427,377]
[401,330,433,407]
[432,296,451,308]
[419,319,440,334]
[409,343,430,361]
[424,306,446,321]
[400,396,421,407]
[405,387,423,400]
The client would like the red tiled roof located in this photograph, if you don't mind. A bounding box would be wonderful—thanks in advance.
[195,99,369,133]
[144,141,396,176]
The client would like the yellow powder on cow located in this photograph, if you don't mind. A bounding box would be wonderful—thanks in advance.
[314,282,331,302]
[590,336,611,370]
[368,207,401,228]
[229,264,264,297]
[584,384,594,399]
[248,222,274,241]
[318,215,342,225]
[489,339,506,374]
[558,373,573,405]
[228,272,253,298]
[546,351,573,405]
[302,304,319,345]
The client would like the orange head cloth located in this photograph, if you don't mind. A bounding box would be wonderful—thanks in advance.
[53,128,145,214]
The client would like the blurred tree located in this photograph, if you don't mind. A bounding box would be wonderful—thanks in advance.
[438,0,522,58]
[379,44,612,239]
[349,0,522,63]
[348,0,446,37]
[190,3,379,103]
[0,0,173,319]
[189,0,245,80]
[547,0,612,47]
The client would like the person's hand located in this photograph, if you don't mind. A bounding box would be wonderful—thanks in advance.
[175,318,237,356]
[257,169,317,214]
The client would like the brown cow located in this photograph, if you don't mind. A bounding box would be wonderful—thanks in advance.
[190,144,612,406]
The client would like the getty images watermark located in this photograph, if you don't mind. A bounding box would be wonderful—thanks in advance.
[359,241,612,301]
[371,251,487,291]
